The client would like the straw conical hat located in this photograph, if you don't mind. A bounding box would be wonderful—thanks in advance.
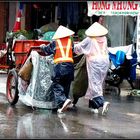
[52,25,75,40]
[85,22,108,37]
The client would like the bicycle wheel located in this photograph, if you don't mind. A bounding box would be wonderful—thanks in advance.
[6,68,19,105]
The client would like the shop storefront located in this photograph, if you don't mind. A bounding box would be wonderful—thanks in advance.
[6,1,140,61]
[23,2,90,33]
[87,1,140,61]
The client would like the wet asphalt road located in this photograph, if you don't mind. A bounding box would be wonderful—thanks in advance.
[0,72,140,139]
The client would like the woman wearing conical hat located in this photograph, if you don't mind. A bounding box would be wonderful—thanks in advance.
[41,25,75,114]
[74,22,110,115]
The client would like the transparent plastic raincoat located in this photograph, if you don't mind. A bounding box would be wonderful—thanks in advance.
[74,36,110,100]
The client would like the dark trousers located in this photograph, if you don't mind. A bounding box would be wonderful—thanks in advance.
[89,96,104,109]
[51,74,73,108]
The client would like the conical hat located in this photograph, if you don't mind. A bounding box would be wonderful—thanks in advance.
[52,25,75,40]
[85,22,108,37]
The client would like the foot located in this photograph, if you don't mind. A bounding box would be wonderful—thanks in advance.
[68,103,77,108]
[57,99,71,114]
[57,109,64,114]
[102,101,110,115]
[57,112,66,118]
[90,108,99,114]
[67,103,77,111]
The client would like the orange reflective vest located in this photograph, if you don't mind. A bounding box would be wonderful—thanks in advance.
[54,37,74,64]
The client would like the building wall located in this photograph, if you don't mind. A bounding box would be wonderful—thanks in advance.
[0,2,8,43]
[104,16,135,47]
[8,2,16,32]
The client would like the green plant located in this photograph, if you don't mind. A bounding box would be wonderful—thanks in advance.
[13,30,34,39]
[77,29,86,41]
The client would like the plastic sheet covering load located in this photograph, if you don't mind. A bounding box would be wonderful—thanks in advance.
[39,22,58,33]
[0,50,7,58]
[41,31,55,41]
[18,51,56,109]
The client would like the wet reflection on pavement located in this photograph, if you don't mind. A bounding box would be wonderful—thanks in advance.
[0,90,140,138]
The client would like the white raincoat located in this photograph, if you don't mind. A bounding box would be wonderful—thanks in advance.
[74,36,109,100]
